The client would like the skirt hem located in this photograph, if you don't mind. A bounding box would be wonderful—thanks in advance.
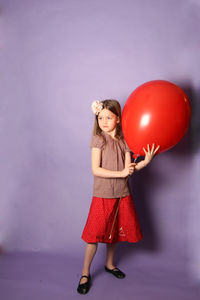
[81,235,143,244]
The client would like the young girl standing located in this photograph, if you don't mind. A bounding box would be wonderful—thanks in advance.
[77,99,160,294]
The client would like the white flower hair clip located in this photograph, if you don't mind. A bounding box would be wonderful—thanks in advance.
[91,100,103,115]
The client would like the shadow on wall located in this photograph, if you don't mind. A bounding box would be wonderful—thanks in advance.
[115,83,199,264]
[0,246,4,255]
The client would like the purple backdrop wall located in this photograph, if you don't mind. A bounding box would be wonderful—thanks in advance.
[0,0,199,282]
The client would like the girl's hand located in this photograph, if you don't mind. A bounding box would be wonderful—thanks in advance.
[121,163,137,178]
[143,143,160,165]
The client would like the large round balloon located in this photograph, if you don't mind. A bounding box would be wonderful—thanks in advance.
[122,80,191,157]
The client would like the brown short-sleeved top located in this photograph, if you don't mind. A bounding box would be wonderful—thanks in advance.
[90,131,132,198]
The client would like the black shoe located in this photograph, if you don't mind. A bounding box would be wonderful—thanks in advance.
[77,274,91,294]
[104,266,126,279]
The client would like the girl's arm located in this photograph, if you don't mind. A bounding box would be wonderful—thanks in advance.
[91,148,135,178]
[134,159,149,171]
[134,143,160,171]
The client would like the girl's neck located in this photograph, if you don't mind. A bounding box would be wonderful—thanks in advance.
[101,129,117,140]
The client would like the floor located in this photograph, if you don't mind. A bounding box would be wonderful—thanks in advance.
[0,252,200,300]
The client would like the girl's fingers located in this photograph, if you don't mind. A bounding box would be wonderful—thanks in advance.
[129,168,135,174]
[143,147,147,154]
[129,163,136,166]
[129,164,135,173]
[154,145,160,154]
[151,143,155,153]
[144,143,160,156]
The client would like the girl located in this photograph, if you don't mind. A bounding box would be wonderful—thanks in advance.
[77,99,160,294]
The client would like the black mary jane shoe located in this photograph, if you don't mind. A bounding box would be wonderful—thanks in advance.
[104,266,126,279]
[77,274,91,294]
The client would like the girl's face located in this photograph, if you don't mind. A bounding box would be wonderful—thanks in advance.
[98,108,119,135]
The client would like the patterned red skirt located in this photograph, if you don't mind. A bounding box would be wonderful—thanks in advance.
[81,194,143,244]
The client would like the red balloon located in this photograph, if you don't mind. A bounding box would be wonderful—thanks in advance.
[122,80,192,157]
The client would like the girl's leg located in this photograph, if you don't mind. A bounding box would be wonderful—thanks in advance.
[105,242,117,269]
[80,242,98,284]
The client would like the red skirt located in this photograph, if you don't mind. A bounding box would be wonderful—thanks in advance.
[81,194,143,244]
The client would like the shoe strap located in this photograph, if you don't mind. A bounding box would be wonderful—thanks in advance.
[81,275,90,279]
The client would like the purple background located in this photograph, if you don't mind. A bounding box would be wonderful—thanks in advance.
[0,0,200,299]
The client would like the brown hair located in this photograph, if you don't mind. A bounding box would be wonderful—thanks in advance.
[92,99,122,143]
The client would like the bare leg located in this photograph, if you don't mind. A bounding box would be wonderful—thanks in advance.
[105,243,117,269]
[80,242,98,284]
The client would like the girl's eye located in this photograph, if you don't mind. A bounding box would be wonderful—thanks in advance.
[98,116,112,120]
